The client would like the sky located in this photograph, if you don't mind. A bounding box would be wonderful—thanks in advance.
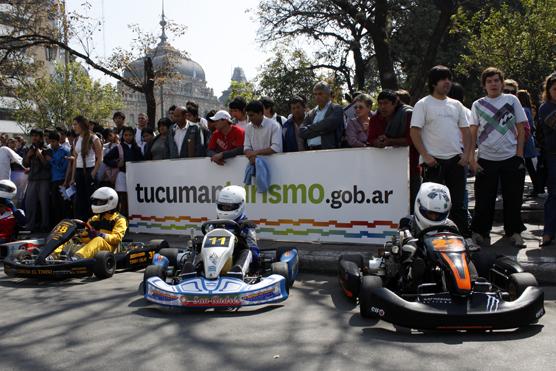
[66,0,268,97]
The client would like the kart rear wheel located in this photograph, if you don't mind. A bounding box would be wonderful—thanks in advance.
[146,239,170,251]
[508,272,538,300]
[93,251,116,279]
[158,248,179,267]
[359,275,383,318]
[340,254,365,270]
[272,261,292,291]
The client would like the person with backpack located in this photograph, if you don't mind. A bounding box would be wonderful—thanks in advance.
[299,81,345,150]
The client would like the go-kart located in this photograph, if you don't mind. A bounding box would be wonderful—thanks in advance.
[143,219,299,309]
[3,219,168,279]
[338,223,545,330]
[1,236,44,262]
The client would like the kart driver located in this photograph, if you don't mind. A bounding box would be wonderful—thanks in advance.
[53,187,128,259]
[0,180,26,243]
[401,182,457,237]
[215,185,259,270]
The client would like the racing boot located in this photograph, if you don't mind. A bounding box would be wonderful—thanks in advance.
[229,249,252,279]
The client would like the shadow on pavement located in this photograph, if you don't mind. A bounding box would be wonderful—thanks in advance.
[131,304,283,318]
[360,323,544,344]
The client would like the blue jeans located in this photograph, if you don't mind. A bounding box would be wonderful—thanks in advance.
[544,154,556,237]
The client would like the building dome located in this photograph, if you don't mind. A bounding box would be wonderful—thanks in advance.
[123,41,206,81]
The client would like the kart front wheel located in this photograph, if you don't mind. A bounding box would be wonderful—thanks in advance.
[359,275,383,318]
[272,262,292,290]
[93,251,116,279]
[339,254,365,270]
[143,265,167,294]
[508,272,538,300]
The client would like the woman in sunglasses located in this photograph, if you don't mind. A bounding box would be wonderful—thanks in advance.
[345,94,373,147]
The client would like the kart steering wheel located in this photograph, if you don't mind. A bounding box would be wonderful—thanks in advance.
[417,224,461,240]
[72,219,93,231]
[201,219,241,235]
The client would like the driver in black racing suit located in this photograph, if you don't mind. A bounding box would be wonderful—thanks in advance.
[397,182,468,288]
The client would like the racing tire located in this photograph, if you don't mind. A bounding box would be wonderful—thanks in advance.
[508,272,538,301]
[93,251,116,279]
[158,248,179,267]
[271,261,292,291]
[146,239,170,251]
[339,254,365,270]
[471,251,497,280]
[359,275,383,318]
[143,265,167,294]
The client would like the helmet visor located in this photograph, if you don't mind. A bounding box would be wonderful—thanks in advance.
[419,206,448,222]
[0,183,15,194]
[91,197,108,206]
[217,202,240,212]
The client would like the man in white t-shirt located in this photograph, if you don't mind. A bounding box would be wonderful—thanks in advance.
[469,67,528,248]
[410,65,472,237]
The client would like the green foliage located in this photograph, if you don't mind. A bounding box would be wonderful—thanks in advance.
[455,0,556,101]
[256,49,319,114]
[227,81,256,105]
[13,62,122,132]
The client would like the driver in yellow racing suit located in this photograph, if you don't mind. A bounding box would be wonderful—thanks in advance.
[53,187,128,259]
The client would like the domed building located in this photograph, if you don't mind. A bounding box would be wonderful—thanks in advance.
[119,10,220,125]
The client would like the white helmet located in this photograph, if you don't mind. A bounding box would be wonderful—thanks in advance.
[0,179,17,199]
[216,185,246,221]
[90,187,119,214]
[414,182,451,231]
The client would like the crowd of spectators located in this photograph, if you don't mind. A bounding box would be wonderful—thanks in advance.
[1,67,555,248]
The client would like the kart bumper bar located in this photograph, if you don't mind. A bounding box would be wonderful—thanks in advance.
[362,287,545,330]
[145,274,288,308]
[3,259,95,278]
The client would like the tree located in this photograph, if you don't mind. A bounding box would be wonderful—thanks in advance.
[13,62,122,132]
[454,0,556,101]
[256,49,318,114]
[257,0,460,97]
[0,1,186,128]
[227,81,257,105]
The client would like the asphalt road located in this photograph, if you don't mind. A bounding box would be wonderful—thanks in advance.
[0,269,555,371]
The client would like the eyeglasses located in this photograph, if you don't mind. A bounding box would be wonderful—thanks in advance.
[354,105,367,110]
[503,89,516,94]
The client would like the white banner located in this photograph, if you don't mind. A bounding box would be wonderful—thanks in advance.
[127,147,409,244]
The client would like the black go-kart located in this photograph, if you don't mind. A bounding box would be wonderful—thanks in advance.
[338,224,545,330]
[3,219,168,279]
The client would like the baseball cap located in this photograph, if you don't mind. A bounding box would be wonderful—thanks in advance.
[209,110,232,122]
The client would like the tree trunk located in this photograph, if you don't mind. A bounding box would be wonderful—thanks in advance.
[143,56,156,129]
[367,0,398,90]
[352,44,367,91]
[409,1,458,103]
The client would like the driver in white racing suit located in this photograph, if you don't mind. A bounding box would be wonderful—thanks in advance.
[215,185,260,270]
